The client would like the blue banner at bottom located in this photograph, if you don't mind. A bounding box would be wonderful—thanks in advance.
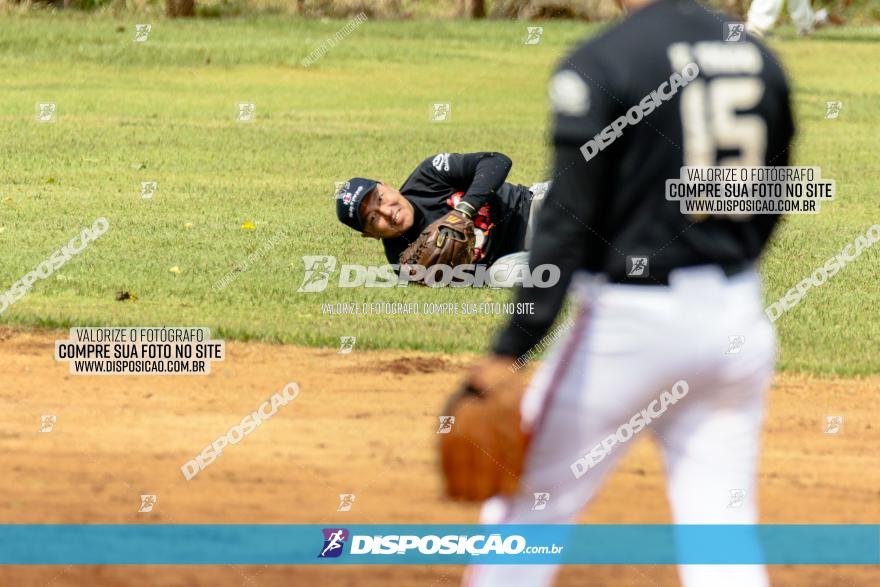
[0,525,876,565]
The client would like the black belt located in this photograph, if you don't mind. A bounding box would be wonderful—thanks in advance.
[609,261,753,286]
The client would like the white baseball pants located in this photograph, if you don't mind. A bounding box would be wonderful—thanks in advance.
[465,265,777,587]
[747,0,815,34]
[488,181,551,288]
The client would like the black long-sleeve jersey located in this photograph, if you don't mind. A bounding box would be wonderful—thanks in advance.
[382,152,534,266]
[494,0,795,358]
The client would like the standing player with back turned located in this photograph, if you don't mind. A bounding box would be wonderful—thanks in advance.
[439,0,795,586]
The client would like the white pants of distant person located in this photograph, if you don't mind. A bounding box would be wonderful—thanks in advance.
[465,266,777,587]
[487,181,549,288]
[747,0,822,35]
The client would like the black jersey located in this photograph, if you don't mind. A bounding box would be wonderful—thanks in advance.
[382,152,534,266]
[494,0,795,358]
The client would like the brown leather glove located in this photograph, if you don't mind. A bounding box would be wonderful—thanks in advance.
[399,210,474,280]
[438,356,530,501]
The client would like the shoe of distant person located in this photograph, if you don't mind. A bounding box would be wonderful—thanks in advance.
[799,8,829,35]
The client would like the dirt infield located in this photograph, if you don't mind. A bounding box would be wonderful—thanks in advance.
[0,326,876,586]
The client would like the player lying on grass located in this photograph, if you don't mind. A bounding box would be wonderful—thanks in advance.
[334,151,549,287]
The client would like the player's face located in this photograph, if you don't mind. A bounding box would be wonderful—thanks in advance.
[360,183,414,239]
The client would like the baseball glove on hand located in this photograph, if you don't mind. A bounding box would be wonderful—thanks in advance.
[400,210,474,282]
[439,357,529,502]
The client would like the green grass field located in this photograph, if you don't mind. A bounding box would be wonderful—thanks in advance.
[0,14,878,374]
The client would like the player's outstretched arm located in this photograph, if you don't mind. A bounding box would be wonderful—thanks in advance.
[492,145,608,358]
[427,151,513,212]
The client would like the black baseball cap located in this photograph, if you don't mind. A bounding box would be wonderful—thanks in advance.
[335,178,378,232]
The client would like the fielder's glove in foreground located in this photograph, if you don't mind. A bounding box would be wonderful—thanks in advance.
[439,360,529,501]
[399,209,474,282]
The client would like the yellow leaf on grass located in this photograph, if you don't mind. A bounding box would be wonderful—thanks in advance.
[169,266,182,274]
[240,221,256,231]
[184,222,194,229]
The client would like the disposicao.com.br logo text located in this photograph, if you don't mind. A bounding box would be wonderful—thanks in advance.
[317,528,564,558]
